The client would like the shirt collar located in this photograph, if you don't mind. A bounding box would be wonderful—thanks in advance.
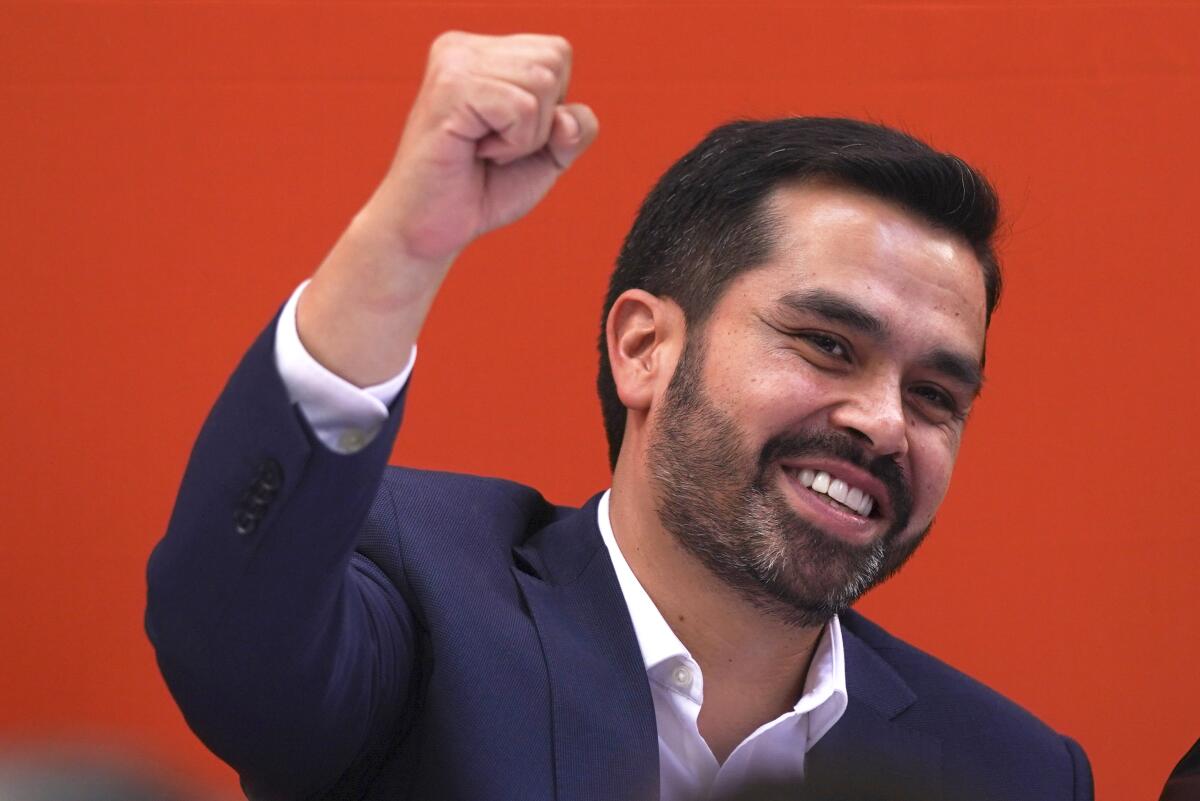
[597,490,690,671]
[596,489,849,742]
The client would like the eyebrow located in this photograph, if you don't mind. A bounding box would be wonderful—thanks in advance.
[775,288,985,396]
[776,289,887,338]
[919,349,985,398]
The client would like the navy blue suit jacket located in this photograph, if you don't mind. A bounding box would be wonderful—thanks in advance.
[146,319,1093,801]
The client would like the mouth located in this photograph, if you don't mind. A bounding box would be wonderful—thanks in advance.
[785,467,877,518]
[778,464,887,546]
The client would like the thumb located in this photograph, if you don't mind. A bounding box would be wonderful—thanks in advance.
[546,103,599,170]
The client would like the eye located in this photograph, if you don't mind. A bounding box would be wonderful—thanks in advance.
[909,384,965,421]
[798,332,850,360]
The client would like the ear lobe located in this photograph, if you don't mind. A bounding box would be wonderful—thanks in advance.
[606,289,682,413]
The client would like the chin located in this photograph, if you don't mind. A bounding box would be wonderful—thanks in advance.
[744,514,933,628]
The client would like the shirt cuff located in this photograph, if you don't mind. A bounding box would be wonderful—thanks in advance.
[273,279,416,454]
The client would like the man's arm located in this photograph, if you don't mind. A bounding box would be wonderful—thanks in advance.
[145,32,596,800]
[1065,735,1095,801]
[299,31,596,388]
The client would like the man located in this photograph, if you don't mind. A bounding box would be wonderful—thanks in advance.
[1160,738,1200,801]
[146,32,1092,801]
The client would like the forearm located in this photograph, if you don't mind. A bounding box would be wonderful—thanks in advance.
[298,203,451,388]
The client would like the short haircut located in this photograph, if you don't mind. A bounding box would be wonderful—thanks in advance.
[597,117,1002,470]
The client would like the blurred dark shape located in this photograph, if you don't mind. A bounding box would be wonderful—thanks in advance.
[0,744,210,801]
[1160,737,1200,801]
[711,781,802,801]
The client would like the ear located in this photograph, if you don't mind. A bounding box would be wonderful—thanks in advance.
[605,289,685,413]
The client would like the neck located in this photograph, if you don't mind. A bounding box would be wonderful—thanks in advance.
[608,464,825,753]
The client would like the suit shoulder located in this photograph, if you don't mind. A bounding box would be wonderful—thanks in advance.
[356,466,574,567]
[839,612,1091,798]
[376,464,571,533]
[381,466,555,516]
[842,610,1074,749]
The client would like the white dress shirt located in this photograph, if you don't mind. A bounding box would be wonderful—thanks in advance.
[595,491,847,800]
[274,281,849,799]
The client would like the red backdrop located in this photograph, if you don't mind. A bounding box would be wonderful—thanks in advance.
[2,3,1197,799]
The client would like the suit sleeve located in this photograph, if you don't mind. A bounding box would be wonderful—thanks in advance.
[1064,735,1094,801]
[145,312,416,800]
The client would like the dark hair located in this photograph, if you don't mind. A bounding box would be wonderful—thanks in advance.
[597,117,1002,470]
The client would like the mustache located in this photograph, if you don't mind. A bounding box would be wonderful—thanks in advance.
[757,430,914,528]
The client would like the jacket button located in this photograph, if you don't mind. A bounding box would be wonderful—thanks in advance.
[257,459,283,491]
[243,486,275,510]
[234,508,258,536]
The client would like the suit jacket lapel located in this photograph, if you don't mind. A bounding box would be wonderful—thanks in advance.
[511,496,941,801]
[801,618,942,800]
[512,493,659,801]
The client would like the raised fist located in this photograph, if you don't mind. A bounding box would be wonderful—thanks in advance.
[368,32,599,265]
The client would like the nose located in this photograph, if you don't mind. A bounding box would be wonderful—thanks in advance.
[828,373,909,459]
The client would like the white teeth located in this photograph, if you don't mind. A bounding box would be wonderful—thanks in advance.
[846,487,864,509]
[789,468,876,518]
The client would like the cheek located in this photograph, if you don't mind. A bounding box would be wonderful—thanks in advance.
[907,434,960,518]
[704,348,820,424]
[738,367,836,436]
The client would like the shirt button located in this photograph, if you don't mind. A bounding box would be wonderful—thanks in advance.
[671,665,693,688]
[338,429,366,451]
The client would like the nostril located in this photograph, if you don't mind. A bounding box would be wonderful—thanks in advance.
[843,426,873,445]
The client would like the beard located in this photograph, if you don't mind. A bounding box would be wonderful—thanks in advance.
[647,335,931,629]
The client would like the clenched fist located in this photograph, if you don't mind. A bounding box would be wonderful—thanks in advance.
[375,32,598,262]
[300,33,597,387]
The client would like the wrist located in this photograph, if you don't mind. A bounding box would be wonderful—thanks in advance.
[348,202,457,279]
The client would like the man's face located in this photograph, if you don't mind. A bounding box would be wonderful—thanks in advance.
[647,183,988,627]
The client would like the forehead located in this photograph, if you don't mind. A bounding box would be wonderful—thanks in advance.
[725,183,989,356]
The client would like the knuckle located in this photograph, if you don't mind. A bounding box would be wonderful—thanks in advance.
[511,89,539,119]
[548,35,572,57]
[428,68,460,95]
[525,64,557,93]
[430,30,464,55]
[428,33,469,74]
[430,31,489,66]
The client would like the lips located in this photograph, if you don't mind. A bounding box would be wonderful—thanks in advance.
[772,456,901,548]
[787,467,875,517]
[758,430,910,546]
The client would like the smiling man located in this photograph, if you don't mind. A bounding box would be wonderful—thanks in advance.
[147,33,1092,801]
[623,185,984,635]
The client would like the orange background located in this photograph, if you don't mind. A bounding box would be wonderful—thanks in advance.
[2,2,1197,799]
